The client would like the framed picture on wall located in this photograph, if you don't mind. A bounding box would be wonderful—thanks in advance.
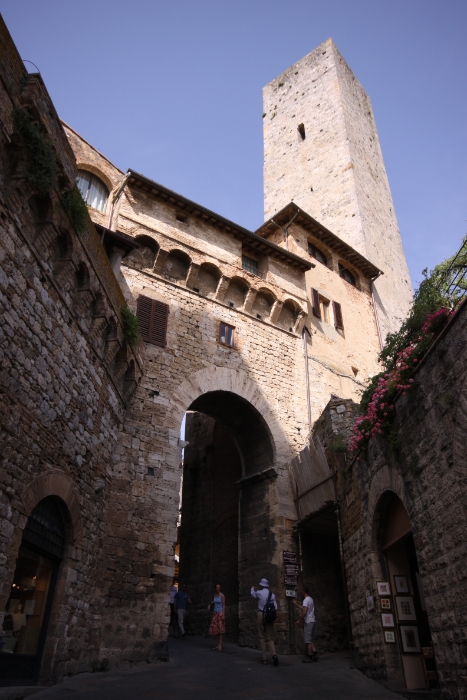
[394,575,409,594]
[381,613,395,628]
[384,630,396,644]
[380,597,392,611]
[399,625,421,654]
[377,582,391,596]
[395,596,417,622]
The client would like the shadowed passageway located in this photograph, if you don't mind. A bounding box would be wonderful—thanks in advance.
[30,636,401,700]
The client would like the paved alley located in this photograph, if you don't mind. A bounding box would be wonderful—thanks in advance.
[31,636,401,700]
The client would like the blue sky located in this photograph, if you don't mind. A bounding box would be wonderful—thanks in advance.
[3,1,466,288]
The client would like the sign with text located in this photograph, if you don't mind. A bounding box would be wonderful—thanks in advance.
[283,551,298,586]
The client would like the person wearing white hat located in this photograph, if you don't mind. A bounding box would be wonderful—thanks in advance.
[251,578,279,666]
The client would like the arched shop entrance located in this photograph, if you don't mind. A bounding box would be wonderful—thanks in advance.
[178,390,276,644]
[377,493,438,691]
[0,497,67,685]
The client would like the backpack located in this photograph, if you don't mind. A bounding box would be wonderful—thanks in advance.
[263,590,277,624]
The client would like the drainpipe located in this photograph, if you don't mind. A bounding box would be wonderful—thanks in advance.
[302,326,312,431]
[101,170,132,244]
[370,272,384,350]
[271,209,299,251]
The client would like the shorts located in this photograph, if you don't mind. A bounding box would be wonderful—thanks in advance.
[304,621,314,644]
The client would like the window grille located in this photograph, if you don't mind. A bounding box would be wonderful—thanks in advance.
[77,170,109,213]
[219,322,235,347]
[242,255,258,276]
[137,295,169,347]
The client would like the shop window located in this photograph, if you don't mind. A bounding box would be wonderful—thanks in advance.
[308,243,327,266]
[76,170,109,213]
[242,255,258,276]
[1,497,66,683]
[137,295,169,347]
[219,322,235,347]
[339,263,356,287]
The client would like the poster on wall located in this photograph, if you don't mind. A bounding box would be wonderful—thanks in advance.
[377,582,390,596]
[395,596,416,622]
[394,575,409,594]
[381,613,395,628]
[399,625,421,654]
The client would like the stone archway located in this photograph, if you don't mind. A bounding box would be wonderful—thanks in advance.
[177,383,281,645]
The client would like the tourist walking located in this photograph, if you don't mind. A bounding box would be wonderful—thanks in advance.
[174,583,191,638]
[293,585,318,662]
[208,583,226,651]
[251,578,279,666]
[169,578,178,634]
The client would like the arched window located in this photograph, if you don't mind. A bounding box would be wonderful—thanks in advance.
[76,170,109,213]
[339,264,356,287]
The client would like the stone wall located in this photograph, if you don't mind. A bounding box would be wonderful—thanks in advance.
[0,15,144,683]
[262,38,413,339]
[314,305,467,699]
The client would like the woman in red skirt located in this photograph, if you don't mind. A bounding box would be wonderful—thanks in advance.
[208,583,226,650]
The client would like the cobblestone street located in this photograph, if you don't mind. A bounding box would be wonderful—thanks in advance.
[30,636,400,700]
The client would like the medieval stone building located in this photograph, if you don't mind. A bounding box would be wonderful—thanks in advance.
[3,13,464,700]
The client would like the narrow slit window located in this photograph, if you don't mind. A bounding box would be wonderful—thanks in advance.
[298,123,306,140]
[219,322,235,347]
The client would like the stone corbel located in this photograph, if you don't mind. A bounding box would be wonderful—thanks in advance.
[214,275,231,303]
[186,263,200,290]
[153,249,169,275]
[269,300,283,325]
[243,288,257,314]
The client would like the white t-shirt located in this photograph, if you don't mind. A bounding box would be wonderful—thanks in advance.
[302,596,315,624]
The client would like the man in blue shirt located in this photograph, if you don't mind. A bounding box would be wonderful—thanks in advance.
[174,583,191,638]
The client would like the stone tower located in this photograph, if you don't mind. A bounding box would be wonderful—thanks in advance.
[263,38,412,339]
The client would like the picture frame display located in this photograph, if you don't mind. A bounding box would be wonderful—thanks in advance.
[394,575,410,594]
[384,630,396,644]
[381,613,395,628]
[377,582,391,596]
[395,596,416,622]
[380,597,392,611]
[399,624,421,654]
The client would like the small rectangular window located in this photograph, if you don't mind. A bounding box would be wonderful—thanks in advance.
[219,322,235,347]
[242,255,258,276]
[320,297,330,323]
[137,295,169,347]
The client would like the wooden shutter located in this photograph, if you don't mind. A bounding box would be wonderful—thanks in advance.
[312,288,321,319]
[137,295,169,347]
[333,301,344,330]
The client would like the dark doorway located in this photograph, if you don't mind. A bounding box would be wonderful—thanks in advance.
[179,414,241,640]
[0,497,66,686]
[177,391,276,644]
[382,494,438,691]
